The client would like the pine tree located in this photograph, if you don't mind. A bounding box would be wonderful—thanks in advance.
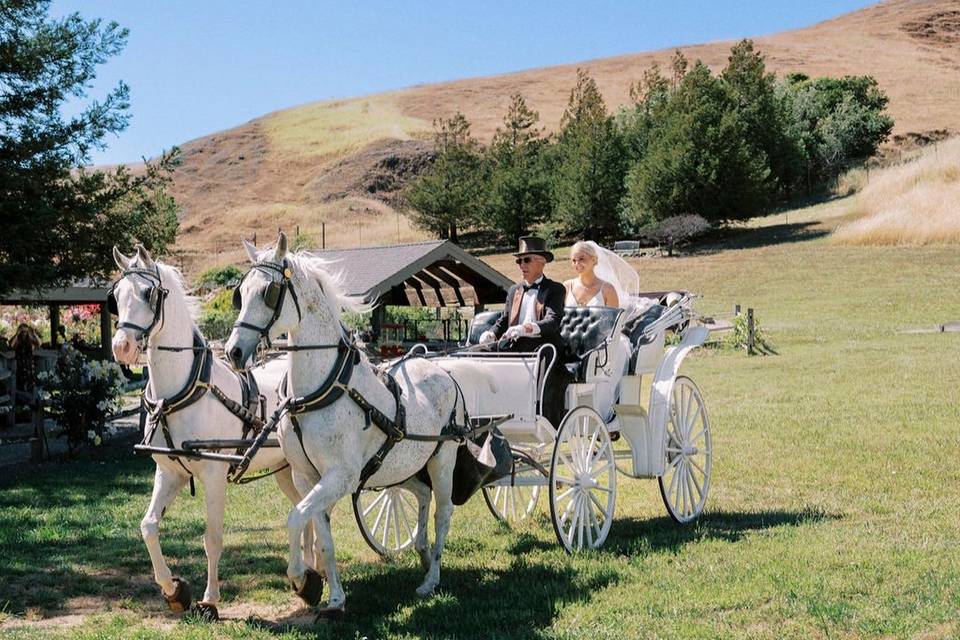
[481,94,551,241]
[406,113,484,243]
[550,69,627,241]
[0,0,179,294]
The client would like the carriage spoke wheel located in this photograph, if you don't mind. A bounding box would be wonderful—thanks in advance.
[549,407,616,553]
[352,487,418,557]
[482,452,545,524]
[659,376,712,524]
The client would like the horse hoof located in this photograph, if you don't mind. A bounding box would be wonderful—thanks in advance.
[315,606,345,622]
[193,601,219,622]
[415,584,436,598]
[293,568,324,606]
[163,577,192,613]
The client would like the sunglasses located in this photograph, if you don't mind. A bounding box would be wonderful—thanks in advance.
[515,256,536,265]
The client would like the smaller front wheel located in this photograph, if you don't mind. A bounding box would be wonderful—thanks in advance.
[549,406,617,553]
[352,487,418,557]
[483,448,546,524]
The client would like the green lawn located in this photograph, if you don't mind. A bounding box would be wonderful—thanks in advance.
[2,203,959,639]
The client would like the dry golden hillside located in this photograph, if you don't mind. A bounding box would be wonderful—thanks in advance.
[164,0,960,274]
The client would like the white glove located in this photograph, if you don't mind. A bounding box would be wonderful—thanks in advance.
[503,326,523,340]
[479,330,496,344]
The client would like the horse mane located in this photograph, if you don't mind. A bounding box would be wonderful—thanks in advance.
[294,251,372,317]
[136,258,202,328]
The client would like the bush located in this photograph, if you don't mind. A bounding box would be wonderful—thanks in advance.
[197,289,238,341]
[643,215,711,256]
[196,265,243,289]
[37,345,126,451]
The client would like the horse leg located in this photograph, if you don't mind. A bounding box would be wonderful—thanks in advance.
[288,469,353,613]
[417,444,457,597]
[196,467,227,618]
[141,466,191,610]
[274,466,317,571]
[405,478,433,572]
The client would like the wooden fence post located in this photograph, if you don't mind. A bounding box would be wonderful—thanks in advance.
[734,304,741,316]
[747,308,755,355]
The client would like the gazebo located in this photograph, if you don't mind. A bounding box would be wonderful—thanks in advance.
[0,279,113,359]
[311,240,512,340]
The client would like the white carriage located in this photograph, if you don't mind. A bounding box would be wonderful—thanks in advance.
[353,292,712,554]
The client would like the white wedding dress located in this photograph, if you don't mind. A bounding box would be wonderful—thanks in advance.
[565,243,647,420]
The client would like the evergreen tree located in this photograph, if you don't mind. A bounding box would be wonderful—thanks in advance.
[481,94,551,241]
[621,61,770,225]
[0,0,180,294]
[722,39,803,198]
[550,69,627,240]
[406,113,484,243]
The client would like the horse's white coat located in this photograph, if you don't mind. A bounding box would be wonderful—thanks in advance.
[225,235,480,610]
[110,246,314,608]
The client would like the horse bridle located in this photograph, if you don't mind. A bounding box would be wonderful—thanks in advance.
[107,267,168,349]
[232,259,303,348]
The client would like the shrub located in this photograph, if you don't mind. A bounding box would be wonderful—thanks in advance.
[196,265,243,289]
[197,289,238,341]
[37,345,126,451]
[643,215,711,256]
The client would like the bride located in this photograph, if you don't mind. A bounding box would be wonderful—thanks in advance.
[563,240,643,419]
[563,241,639,309]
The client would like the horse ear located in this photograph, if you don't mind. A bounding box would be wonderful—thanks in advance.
[135,244,155,269]
[113,246,132,270]
[243,237,259,264]
[274,232,288,262]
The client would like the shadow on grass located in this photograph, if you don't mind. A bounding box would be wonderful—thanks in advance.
[508,508,840,556]
[249,559,619,639]
[689,221,830,255]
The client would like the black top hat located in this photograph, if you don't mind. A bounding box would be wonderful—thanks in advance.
[513,236,554,263]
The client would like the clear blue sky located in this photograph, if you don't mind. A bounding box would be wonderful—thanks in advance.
[51,0,877,166]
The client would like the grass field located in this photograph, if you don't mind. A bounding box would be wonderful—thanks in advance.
[2,198,959,639]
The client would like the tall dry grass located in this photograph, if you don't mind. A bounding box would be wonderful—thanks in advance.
[833,137,960,245]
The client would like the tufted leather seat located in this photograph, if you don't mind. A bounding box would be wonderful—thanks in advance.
[559,306,623,381]
[465,310,502,345]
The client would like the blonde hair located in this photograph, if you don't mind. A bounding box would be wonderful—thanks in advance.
[570,241,598,261]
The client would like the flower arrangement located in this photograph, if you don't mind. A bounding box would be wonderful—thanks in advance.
[37,344,126,451]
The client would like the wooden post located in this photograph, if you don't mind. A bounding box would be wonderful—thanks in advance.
[322,222,325,250]
[747,308,755,355]
[734,304,741,316]
[49,304,60,347]
[100,302,112,361]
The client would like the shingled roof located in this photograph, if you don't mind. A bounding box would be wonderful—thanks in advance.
[312,240,511,307]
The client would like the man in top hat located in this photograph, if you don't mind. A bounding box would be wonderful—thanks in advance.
[479,236,568,425]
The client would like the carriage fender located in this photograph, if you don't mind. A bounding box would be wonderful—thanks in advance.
[648,326,708,436]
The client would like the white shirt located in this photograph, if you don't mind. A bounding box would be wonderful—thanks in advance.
[517,276,544,329]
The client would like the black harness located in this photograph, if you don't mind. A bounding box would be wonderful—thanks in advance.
[107,266,168,349]
[109,268,278,490]
[232,259,302,348]
[230,260,469,490]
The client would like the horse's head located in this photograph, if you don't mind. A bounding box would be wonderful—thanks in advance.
[225,232,302,369]
[109,245,166,365]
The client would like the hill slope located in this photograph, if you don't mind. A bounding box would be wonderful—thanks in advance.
[164,0,960,273]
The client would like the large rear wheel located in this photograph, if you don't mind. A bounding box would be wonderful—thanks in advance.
[658,376,712,524]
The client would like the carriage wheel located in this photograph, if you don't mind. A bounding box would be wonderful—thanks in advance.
[482,450,545,524]
[549,406,617,553]
[352,487,418,557]
[658,376,712,524]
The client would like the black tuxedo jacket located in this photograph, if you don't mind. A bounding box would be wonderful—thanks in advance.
[490,277,566,350]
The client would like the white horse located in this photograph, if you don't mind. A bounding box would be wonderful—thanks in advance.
[224,233,489,617]
[110,245,315,620]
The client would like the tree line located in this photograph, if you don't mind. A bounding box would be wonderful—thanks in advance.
[1,0,179,296]
[406,40,894,244]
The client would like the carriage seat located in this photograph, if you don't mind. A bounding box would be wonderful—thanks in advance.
[465,310,502,346]
[559,306,623,382]
[622,304,666,347]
